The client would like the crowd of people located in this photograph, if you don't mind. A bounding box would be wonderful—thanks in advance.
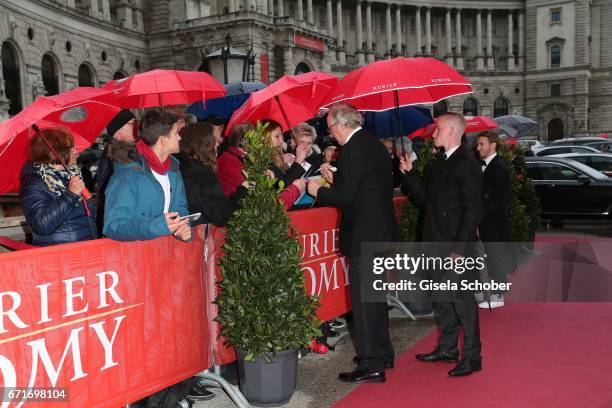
[18,102,511,405]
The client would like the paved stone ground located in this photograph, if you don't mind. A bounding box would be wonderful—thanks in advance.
[193,310,436,408]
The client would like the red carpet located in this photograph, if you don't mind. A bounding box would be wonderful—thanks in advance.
[334,303,612,408]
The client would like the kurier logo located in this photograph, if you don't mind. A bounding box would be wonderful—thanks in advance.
[431,78,452,83]
[372,83,398,91]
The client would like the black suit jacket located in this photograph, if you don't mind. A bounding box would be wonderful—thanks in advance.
[317,129,399,258]
[402,145,482,247]
[480,155,510,242]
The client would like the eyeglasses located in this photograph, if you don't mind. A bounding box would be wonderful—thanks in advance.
[328,121,338,130]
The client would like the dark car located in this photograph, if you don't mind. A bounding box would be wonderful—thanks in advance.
[552,153,612,177]
[525,157,612,220]
[532,145,599,156]
[584,141,612,153]
[549,137,609,146]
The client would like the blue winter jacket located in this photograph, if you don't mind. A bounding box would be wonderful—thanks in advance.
[103,143,190,241]
[19,163,97,246]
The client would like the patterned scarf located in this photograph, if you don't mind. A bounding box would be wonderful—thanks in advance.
[34,164,82,198]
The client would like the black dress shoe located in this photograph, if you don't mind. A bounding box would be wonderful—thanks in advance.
[415,348,458,363]
[339,369,385,383]
[187,381,215,401]
[448,358,482,376]
[352,356,394,369]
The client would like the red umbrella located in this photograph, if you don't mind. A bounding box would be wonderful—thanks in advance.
[103,69,226,108]
[320,57,473,111]
[464,116,499,133]
[0,87,120,193]
[225,72,336,135]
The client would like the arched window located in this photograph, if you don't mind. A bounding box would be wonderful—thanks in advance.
[78,64,94,87]
[113,70,127,80]
[1,42,22,116]
[433,100,448,118]
[493,97,508,118]
[41,54,59,96]
[294,62,311,75]
[463,98,478,116]
[547,118,564,141]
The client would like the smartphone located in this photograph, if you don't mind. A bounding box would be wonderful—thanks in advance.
[179,212,201,222]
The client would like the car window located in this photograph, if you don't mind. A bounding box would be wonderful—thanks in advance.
[536,163,581,180]
[570,147,593,153]
[589,156,612,171]
[539,147,569,156]
[526,164,541,180]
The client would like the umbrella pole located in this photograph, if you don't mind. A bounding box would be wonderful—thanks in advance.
[274,95,291,132]
[31,124,92,200]
[394,90,406,156]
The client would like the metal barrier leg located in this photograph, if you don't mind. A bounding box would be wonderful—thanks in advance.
[386,293,416,320]
[195,368,251,408]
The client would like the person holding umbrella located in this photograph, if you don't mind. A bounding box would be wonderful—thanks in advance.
[399,112,483,377]
[20,127,97,246]
[307,102,398,383]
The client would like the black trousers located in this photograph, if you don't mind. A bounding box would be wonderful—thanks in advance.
[349,256,394,372]
[435,290,482,361]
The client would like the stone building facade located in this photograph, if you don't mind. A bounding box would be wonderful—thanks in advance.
[1,0,611,141]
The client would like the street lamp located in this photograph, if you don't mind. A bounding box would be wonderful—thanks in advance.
[205,34,256,84]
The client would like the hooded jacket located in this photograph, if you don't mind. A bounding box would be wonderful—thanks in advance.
[103,141,189,241]
[19,163,97,246]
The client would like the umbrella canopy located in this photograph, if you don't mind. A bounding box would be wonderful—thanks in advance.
[493,115,538,138]
[187,81,266,120]
[320,57,473,111]
[0,87,120,193]
[363,106,433,139]
[225,72,337,135]
[103,69,226,108]
[464,116,499,133]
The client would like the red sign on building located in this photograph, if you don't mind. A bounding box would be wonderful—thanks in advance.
[294,34,325,54]
[260,54,270,84]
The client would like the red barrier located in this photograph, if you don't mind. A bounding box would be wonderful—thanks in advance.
[0,232,209,408]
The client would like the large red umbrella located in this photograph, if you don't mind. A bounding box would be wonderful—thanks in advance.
[0,87,120,193]
[103,69,226,108]
[225,72,337,135]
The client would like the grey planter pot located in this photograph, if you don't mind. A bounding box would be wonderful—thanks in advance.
[236,348,298,407]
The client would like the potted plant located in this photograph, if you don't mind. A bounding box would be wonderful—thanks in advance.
[215,122,320,407]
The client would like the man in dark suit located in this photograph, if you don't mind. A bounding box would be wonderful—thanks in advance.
[308,102,398,383]
[400,112,483,377]
[476,132,510,309]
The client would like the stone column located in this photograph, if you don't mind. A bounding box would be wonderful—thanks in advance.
[307,0,313,23]
[415,7,422,55]
[508,10,515,70]
[395,5,402,56]
[425,7,432,55]
[518,10,524,70]
[268,0,274,15]
[476,9,484,70]
[366,1,374,62]
[455,8,463,69]
[487,9,494,70]
[229,0,236,13]
[337,0,346,65]
[116,1,133,29]
[297,0,304,20]
[445,8,453,65]
[90,0,99,18]
[277,0,283,16]
[102,0,111,21]
[283,46,293,75]
[134,0,144,31]
[356,1,365,64]
[66,0,75,7]
[385,4,392,57]
[326,0,333,36]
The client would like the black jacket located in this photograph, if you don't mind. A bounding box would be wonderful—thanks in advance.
[479,155,510,242]
[402,145,482,246]
[175,152,246,227]
[317,129,399,258]
[20,163,97,246]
